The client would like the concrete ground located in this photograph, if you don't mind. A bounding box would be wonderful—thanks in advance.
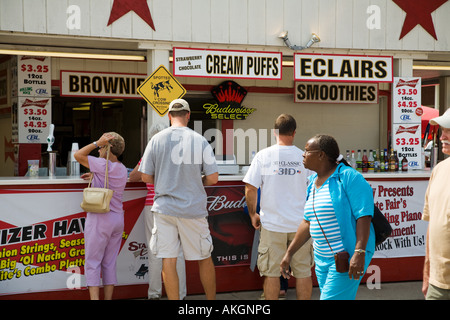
[181,281,424,300]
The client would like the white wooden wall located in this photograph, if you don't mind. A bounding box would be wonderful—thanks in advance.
[1,0,450,52]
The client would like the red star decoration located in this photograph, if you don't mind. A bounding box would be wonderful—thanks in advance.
[393,0,448,40]
[4,137,14,162]
[107,0,155,31]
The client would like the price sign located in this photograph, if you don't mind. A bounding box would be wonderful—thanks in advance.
[17,97,51,144]
[392,124,422,170]
[392,77,422,169]
[16,56,52,143]
[17,56,51,98]
[392,77,421,124]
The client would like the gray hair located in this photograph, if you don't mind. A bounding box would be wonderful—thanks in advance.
[107,132,125,157]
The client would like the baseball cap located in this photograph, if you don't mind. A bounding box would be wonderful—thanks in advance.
[168,99,190,112]
[430,108,450,128]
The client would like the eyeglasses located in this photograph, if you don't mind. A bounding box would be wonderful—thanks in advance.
[304,150,321,156]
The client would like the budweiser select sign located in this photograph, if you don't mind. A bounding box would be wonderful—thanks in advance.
[392,77,422,169]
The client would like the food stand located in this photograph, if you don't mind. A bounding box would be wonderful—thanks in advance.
[0,169,429,299]
[1,0,449,299]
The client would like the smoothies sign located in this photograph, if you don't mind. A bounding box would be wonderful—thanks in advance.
[392,77,422,169]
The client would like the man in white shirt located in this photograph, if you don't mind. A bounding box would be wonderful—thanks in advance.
[243,114,314,300]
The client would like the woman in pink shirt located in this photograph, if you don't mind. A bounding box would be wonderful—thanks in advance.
[75,132,128,300]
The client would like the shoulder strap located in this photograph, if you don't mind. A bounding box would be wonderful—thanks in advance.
[104,145,110,189]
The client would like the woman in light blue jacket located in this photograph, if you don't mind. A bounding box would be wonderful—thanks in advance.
[280,134,375,300]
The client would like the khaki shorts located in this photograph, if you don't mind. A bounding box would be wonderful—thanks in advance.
[150,212,213,261]
[426,283,450,300]
[257,226,314,278]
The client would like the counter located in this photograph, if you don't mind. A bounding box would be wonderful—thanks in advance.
[0,171,430,299]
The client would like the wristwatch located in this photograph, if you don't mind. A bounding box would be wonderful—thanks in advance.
[93,141,100,148]
[354,249,366,255]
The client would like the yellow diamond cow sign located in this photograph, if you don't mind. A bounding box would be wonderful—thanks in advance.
[137,65,186,116]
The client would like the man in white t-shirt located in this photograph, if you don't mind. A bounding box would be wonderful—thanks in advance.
[243,114,314,300]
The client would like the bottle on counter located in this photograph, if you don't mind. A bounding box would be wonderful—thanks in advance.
[350,150,357,169]
[401,155,408,171]
[346,150,351,164]
[368,149,374,172]
[389,149,396,172]
[362,149,368,173]
[379,149,385,172]
[394,151,399,171]
[356,149,362,172]
[373,149,380,172]
[384,149,389,172]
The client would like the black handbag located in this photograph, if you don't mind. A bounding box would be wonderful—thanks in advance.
[338,166,392,246]
[372,204,393,245]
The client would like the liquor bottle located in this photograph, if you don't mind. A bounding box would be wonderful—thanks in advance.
[373,149,380,172]
[346,150,351,164]
[356,149,362,172]
[351,150,357,169]
[394,151,399,171]
[389,149,396,172]
[384,149,389,172]
[379,149,385,172]
[362,149,368,173]
[401,155,408,171]
[368,149,374,172]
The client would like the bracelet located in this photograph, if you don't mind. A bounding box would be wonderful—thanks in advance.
[93,141,99,148]
[354,249,366,255]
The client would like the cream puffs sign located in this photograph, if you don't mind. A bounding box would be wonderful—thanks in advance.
[294,53,393,83]
[173,47,282,80]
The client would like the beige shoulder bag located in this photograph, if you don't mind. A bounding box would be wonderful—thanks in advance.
[80,145,114,213]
